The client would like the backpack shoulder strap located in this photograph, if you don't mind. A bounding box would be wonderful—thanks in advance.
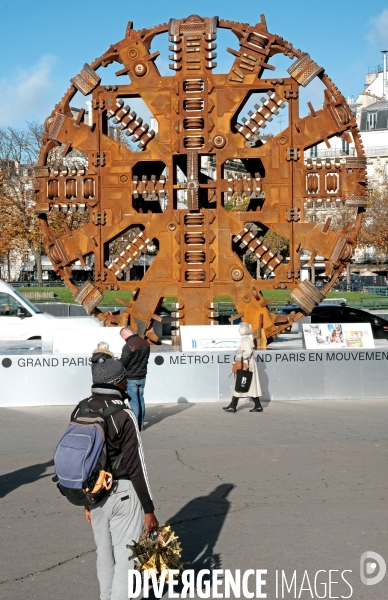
[70,397,93,421]
[102,405,126,446]
[102,404,125,419]
[71,399,124,426]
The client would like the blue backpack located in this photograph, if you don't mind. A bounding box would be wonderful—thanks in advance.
[53,398,124,506]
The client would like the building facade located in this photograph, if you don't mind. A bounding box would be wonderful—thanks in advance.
[308,59,388,186]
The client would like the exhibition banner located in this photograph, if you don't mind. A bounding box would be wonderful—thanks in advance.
[302,323,375,350]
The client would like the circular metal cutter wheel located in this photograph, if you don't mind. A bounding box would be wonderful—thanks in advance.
[35,14,367,344]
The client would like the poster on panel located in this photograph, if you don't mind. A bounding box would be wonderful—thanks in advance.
[302,322,375,349]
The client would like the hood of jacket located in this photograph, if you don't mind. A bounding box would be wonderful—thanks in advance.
[91,351,114,364]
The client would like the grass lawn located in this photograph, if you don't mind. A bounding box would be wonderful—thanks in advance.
[18,286,387,308]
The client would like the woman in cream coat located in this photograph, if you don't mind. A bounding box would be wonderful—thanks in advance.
[223,322,263,413]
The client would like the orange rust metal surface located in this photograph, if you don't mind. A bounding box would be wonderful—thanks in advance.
[35,15,367,344]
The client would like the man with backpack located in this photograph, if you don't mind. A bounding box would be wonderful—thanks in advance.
[54,358,158,600]
[120,326,150,431]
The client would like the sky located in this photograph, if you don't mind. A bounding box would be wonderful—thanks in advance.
[1,0,388,128]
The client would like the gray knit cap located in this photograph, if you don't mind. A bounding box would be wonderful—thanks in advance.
[92,359,127,385]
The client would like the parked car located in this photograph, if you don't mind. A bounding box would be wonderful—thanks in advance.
[320,297,347,306]
[311,305,388,339]
[279,305,304,317]
[0,280,101,340]
[280,304,388,339]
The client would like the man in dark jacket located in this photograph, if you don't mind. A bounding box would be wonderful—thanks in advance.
[83,359,158,600]
[120,326,150,430]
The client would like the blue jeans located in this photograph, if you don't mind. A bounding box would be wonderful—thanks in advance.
[126,378,146,428]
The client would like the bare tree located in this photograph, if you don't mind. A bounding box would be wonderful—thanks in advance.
[358,176,388,256]
[0,122,44,282]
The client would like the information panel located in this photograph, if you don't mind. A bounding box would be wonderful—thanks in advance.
[302,323,375,350]
[180,325,242,351]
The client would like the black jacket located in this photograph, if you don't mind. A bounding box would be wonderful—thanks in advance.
[121,334,150,380]
[81,383,154,513]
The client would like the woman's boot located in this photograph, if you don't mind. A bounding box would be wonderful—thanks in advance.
[250,397,263,412]
[223,396,239,413]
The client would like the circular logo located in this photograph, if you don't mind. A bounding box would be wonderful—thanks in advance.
[154,356,164,366]
[2,358,12,368]
[360,551,387,586]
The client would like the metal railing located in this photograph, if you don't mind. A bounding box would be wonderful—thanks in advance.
[23,290,56,301]
[34,299,388,328]
[364,146,388,156]
[11,281,65,287]
[363,286,388,296]
[207,156,248,171]
[304,149,355,159]
[351,299,388,309]
[34,303,124,317]
[368,65,383,74]
[304,146,388,160]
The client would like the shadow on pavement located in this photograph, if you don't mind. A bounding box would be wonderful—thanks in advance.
[170,483,234,572]
[0,459,54,498]
[143,484,234,599]
[145,402,194,429]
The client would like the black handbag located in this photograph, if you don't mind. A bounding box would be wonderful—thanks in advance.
[235,368,253,393]
[231,360,249,375]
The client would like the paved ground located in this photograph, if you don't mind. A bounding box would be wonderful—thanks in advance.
[0,398,388,600]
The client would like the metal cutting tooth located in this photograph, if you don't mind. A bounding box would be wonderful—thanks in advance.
[236,92,285,140]
[107,102,154,149]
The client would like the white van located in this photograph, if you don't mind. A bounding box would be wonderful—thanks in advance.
[0,280,101,340]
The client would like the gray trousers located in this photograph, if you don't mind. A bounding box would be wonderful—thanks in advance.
[90,480,144,600]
